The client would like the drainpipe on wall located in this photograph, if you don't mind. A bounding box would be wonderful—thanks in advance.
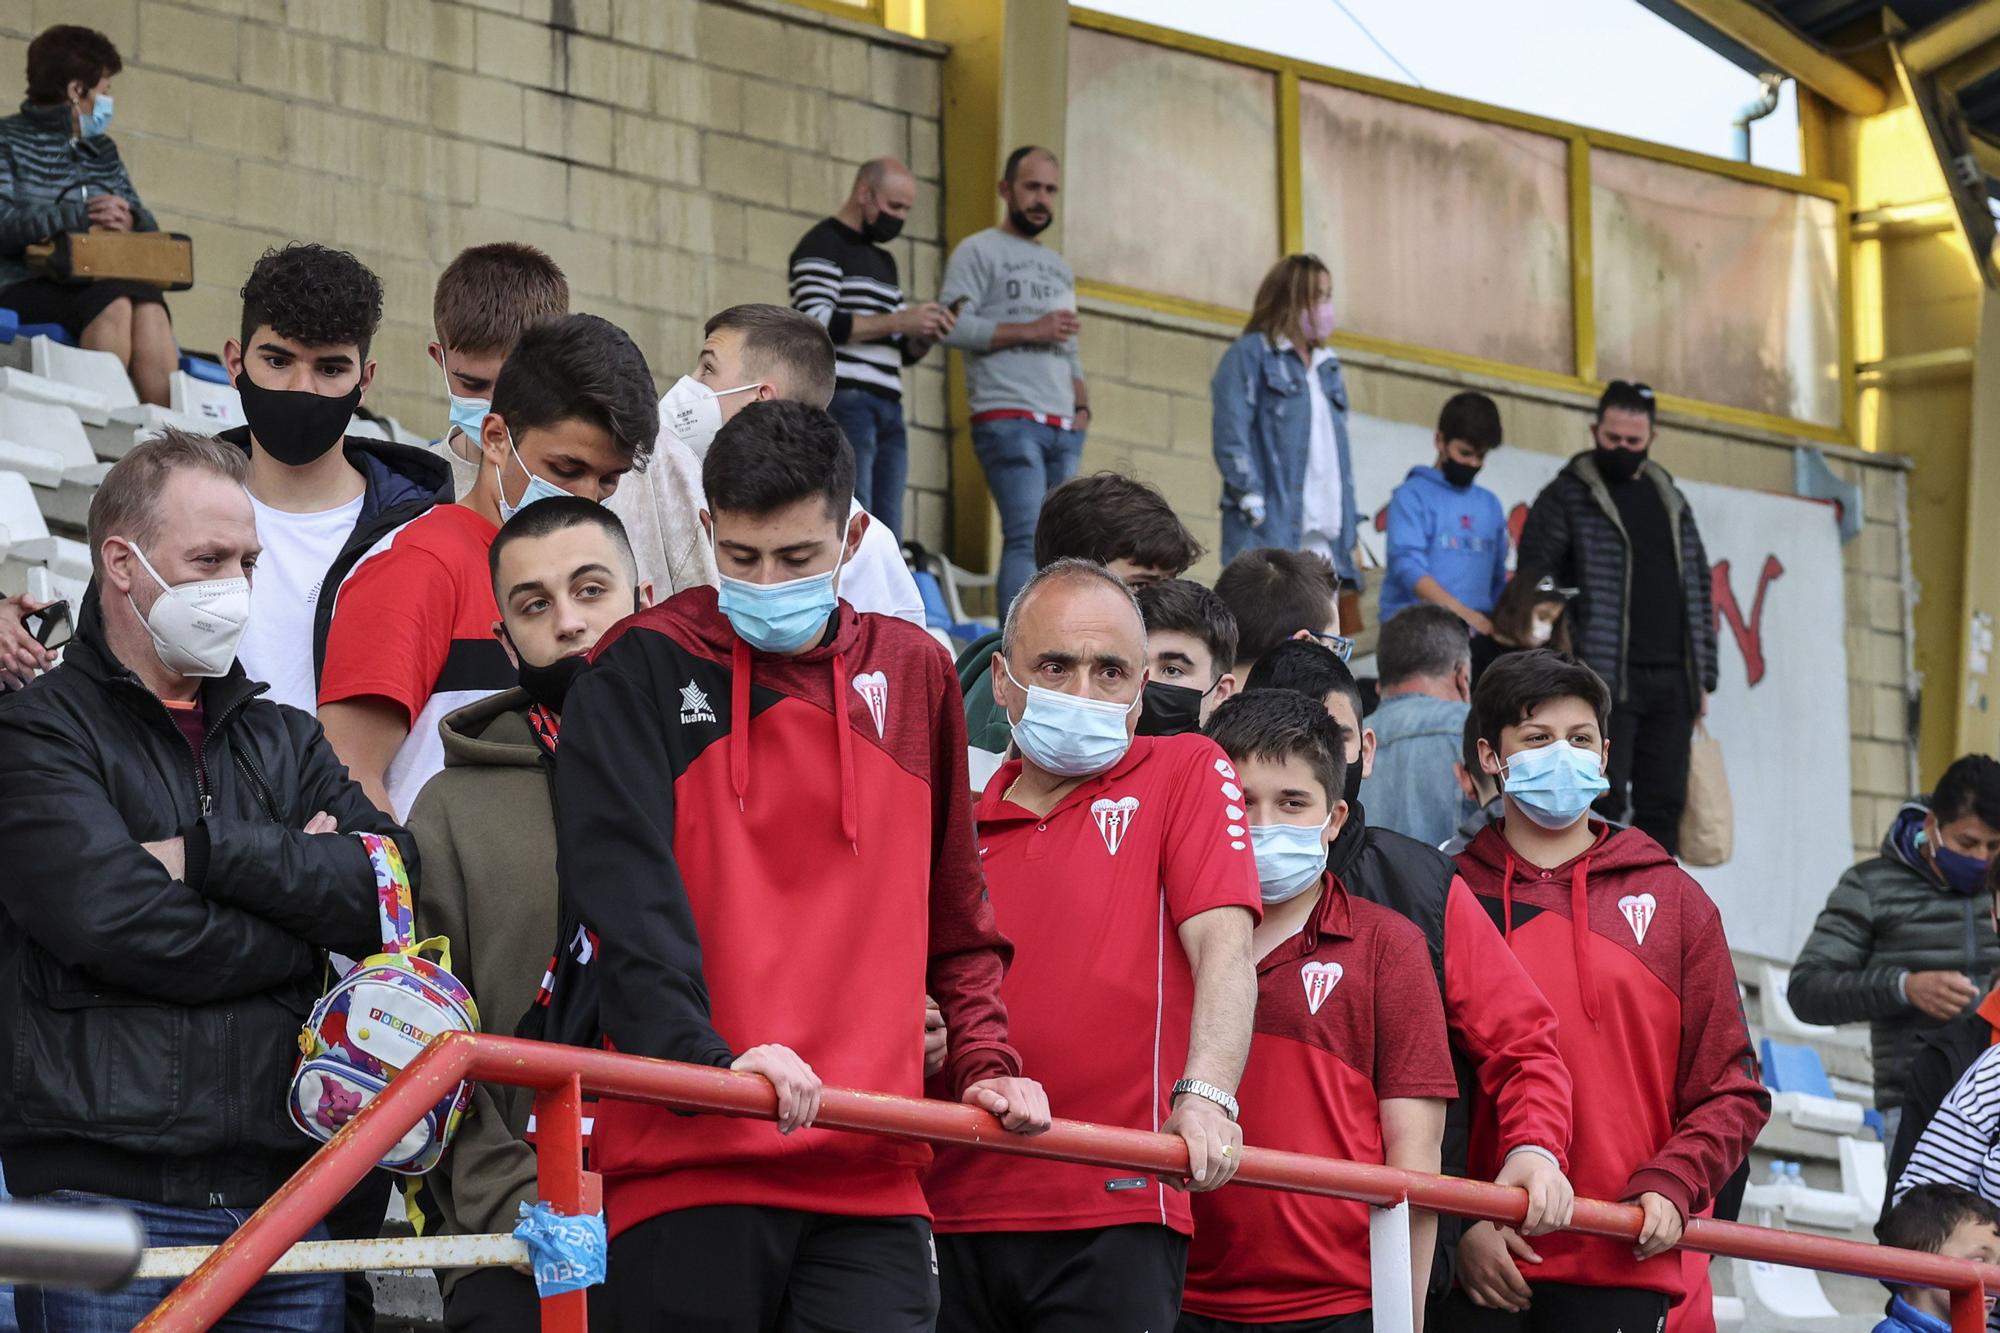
[1734,73,1786,162]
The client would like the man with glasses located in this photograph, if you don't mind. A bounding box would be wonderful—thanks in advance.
[1518,380,1718,855]
[1213,546,1352,681]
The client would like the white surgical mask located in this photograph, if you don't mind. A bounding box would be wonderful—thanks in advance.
[122,539,251,678]
[1250,817,1333,904]
[999,657,1139,779]
[660,376,762,461]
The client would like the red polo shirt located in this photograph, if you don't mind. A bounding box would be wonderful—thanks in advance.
[1182,873,1457,1323]
[923,733,1262,1237]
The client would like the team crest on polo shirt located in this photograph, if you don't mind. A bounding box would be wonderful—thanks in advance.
[852,670,889,737]
[1091,796,1140,855]
[1301,960,1342,1015]
[678,682,716,724]
[1618,892,1657,945]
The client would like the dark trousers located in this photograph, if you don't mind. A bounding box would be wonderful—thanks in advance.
[826,387,911,541]
[323,1170,395,1333]
[1597,663,1695,855]
[443,1267,541,1333]
[1179,1312,1372,1332]
[1435,1282,1668,1333]
[937,1224,1188,1333]
[592,1205,937,1332]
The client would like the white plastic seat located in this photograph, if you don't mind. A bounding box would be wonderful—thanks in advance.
[0,469,47,560]
[24,560,86,608]
[104,405,223,459]
[1761,963,1869,1048]
[0,367,112,425]
[168,372,247,430]
[1711,1294,1745,1333]
[1734,1256,1842,1320]
[1840,1135,1887,1221]
[0,394,108,486]
[31,336,138,410]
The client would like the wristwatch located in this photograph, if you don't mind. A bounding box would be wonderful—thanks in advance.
[1171,1077,1239,1122]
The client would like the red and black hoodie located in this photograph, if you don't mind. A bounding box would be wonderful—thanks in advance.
[1453,821,1770,1298]
[552,587,1021,1236]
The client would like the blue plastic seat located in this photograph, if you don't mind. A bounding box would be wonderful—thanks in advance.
[177,353,230,384]
[0,308,70,345]
[912,569,988,646]
[1760,1038,1835,1099]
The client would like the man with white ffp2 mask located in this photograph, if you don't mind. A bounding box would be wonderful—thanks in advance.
[608,303,928,625]
[0,430,411,1333]
[925,558,1261,1331]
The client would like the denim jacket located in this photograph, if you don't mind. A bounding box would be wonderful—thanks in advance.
[1210,331,1359,581]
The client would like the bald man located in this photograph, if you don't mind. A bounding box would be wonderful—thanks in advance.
[789,155,954,542]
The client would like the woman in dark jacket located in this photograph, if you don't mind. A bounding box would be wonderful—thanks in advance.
[0,25,175,404]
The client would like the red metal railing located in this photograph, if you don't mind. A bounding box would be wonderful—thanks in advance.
[134,1032,2000,1333]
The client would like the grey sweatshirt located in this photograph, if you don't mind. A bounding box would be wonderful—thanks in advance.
[937,227,1084,417]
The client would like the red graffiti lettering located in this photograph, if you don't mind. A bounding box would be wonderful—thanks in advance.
[1711,555,1785,687]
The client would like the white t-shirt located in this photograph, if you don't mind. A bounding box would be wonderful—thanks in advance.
[1296,344,1346,559]
[238,490,364,714]
[840,498,925,627]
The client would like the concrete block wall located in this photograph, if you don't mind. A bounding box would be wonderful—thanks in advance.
[0,0,954,547]
[1076,298,1917,871]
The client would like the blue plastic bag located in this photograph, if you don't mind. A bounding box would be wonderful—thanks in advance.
[513,1201,607,1297]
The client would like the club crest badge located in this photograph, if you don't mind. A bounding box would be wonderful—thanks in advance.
[1618,893,1658,946]
[1301,961,1343,1015]
[1091,796,1140,856]
[852,670,889,737]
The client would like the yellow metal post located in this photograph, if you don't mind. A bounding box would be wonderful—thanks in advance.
[1279,70,1304,255]
[1568,135,1596,387]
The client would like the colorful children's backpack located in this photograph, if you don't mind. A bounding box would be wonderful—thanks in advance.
[288,833,481,1175]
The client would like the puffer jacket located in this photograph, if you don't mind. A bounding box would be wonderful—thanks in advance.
[1516,451,1718,701]
[1789,801,2000,1110]
[0,100,157,286]
[0,590,411,1207]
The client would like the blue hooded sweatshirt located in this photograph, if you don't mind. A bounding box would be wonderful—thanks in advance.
[1873,1293,1950,1333]
[1380,465,1509,622]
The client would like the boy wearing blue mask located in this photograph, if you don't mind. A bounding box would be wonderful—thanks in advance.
[1180,687,1453,1332]
[1448,649,1768,1330]
[553,398,1050,1331]
[319,314,657,820]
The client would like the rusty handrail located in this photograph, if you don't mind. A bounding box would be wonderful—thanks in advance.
[135,1033,2000,1332]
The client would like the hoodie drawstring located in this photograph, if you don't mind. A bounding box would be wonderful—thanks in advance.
[831,650,859,854]
[1501,852,1600,1027]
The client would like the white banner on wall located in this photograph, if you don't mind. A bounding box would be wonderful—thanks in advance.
[1345,413,1855,962]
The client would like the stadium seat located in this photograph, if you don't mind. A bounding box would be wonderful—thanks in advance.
[914,547,999,636]
[0,367,112,425]
[1732,1256,1843,1321]
[177,353,231,385]
[1760,963,1868,1049]
[912,568,990,648]
[1763,1038,1868,1137]
[103,405,224,460]
[0,470,45,560]
[1710,1293,1745,1332]
[0,309,70,345]
[1838,1136,1886,1220]
[0,395,108,488]
[168,371,246,430]
[30,337,138,411]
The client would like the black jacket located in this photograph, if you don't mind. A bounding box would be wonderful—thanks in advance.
[1880,1003,1995,1236]
[0,590,413,1207]
[1517,451,1719,701]
[218,427,453,686]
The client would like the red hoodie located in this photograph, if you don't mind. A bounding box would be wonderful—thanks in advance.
[553,589,1020,1236]
[1453,821,1768,1298]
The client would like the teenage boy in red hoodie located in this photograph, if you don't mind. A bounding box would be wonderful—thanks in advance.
[1181,687,1457,1331]
[1448,648,1769,1331]
[554,399,1051,1330]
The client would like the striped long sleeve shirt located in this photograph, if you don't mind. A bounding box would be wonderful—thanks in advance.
[1897,1040,2000,1206]
[788,217,908,399]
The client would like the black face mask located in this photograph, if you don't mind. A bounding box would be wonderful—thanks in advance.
[1342,749,1365,807]
[1008,207,1052,239]
[1594,446,1648,483]
[517,652,588,715]
[236,372,361,468]
[1137,681,1205,737]
[1440,460,1481,489]
[863,209,904,244]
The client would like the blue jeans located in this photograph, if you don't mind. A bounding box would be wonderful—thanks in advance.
[971,418,1085,613]
[826,387,910,542]
[16,1193,339,1333]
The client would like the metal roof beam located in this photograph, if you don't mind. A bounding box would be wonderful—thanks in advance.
[1668,0,1890,114]
[1904,0,2000,77]
[1934,33,2000,90]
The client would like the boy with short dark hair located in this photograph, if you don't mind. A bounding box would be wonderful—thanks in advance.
[1215,546,1346,677]
[1136,578,1239,736]
[1443,708,1503,855]
[225,243,452,715]
[426,243,571,499]
[1447,648,1768,1328]
[1381,390,1510,633]
[1182,688,1454,1331]
[319,313,658,819]
[1874,1185,2000,1333]
[555,397,1050,1328]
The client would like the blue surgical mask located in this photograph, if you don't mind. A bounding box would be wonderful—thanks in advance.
[444,372,490,443]
[999,657,1139,779]
[495,432,569,524]
[1500,742,1609,830]
[717,562,842,654]
[1251,818,1332,904]
[79,93,112,138]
